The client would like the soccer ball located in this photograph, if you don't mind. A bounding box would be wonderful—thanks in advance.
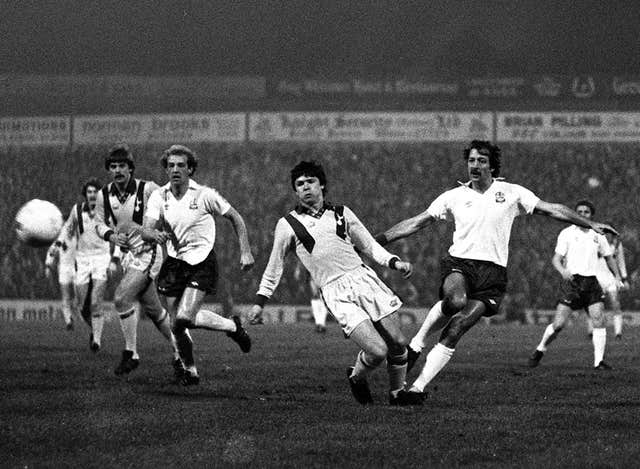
[15,199,64,247]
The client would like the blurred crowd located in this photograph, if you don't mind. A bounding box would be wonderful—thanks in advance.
[1,141,638,320]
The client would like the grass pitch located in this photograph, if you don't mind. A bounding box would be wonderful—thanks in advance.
[1,318,640,468]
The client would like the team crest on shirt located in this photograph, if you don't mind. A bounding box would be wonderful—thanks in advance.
[390,298,399,308]
[189,198,198,209]
[494,192,505,203]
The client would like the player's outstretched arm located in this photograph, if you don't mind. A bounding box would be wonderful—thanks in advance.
[375,209,435,246]
[533,200,618,236]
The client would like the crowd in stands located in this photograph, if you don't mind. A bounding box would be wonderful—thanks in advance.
[1,141,638,320]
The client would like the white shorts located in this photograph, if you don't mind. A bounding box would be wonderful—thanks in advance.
[596,270,618,293]
[58,262,76,285]
[122,245,163,280]
[75,253,111,284]
[320,265,402,337]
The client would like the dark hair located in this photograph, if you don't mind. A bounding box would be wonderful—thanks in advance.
[290,161,327,193]
[105,143,135,171]
[463,140,501,177]
[161,144,198,175]
[81,177,102,197]
[575,199,596,216]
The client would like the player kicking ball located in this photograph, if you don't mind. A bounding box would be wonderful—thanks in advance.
[250,161,423,406]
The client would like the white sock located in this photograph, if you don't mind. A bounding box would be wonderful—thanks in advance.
[118,307,139,359]
[409,301,445,352]
[409,343,454,392]
[91,311,105,346]
[311,299,327,327]
[592,327,606,366]
[537,324,556,351]
[613,314,623,336]
[62,303,73,325]
[194,309,235,331]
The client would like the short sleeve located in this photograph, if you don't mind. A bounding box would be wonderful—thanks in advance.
[146,189,163,221]
[554,229,569,256]
[202,188,231,216]
[426,191,451,220]
[514,184,540,214]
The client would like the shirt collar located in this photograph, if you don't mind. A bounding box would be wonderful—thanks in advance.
[109,178,137,197]
[295,202,330,218]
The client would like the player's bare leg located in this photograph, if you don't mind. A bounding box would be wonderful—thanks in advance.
[528,304,572,367]
[409,300,485,393]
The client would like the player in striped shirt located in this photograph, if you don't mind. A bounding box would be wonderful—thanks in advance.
[250,161,422,406]
[59,178,112,352]
[95,144,179,376]
[375,141,617,397]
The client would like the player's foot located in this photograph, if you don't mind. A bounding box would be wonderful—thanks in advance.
[389,389,426,406]
[347,366,373,405]
[181,368,200,386]
[227,316,251,353]
[615,334,622,341]
[249,313,264,325]
[595,360,612,370]
[172,357,186,383]
[88,333,100,353]
[407,346,421,372]
[114,350,139,375]
[315,324,327,333]
[527,350,544,368]
[65,318,74,331]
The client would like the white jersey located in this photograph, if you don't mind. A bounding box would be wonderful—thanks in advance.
[427,180,540,267]
[64,202,110,258]
[596,239,625,290]
[257,203,397,299]
[555,225,613,276]
[146,179,231,265]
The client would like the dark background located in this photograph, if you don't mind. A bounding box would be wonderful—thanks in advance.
[2,0,639,77]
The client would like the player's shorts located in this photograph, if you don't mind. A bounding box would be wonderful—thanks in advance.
[122,244,163,280]
[75,253,111,284]
[156,248,219,297]
[596,269,618,293]
[320,264,402,337]
[558,274,605,311]
[57,261,76,285]
[439,255,507,317]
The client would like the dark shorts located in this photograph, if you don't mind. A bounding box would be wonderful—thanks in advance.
[439,255,507,317]
[156,249,219,298]
[558,275,605,311]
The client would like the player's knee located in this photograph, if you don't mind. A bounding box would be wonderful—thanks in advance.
[113,292,134,312]
[443,294,467,314]
[367,342,388,363]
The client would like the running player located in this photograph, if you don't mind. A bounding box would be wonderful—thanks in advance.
[142,144,254,385]
[95,144,179,376]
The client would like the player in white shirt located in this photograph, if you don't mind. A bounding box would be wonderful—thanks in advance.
[95,144,178,376]
[60,178,112,352]
[588,225,629,339]
[528,200,623,369]
[250,161,422,406]
[375,141,617,398]
[142,145,254,386]
[45,216,77,330]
